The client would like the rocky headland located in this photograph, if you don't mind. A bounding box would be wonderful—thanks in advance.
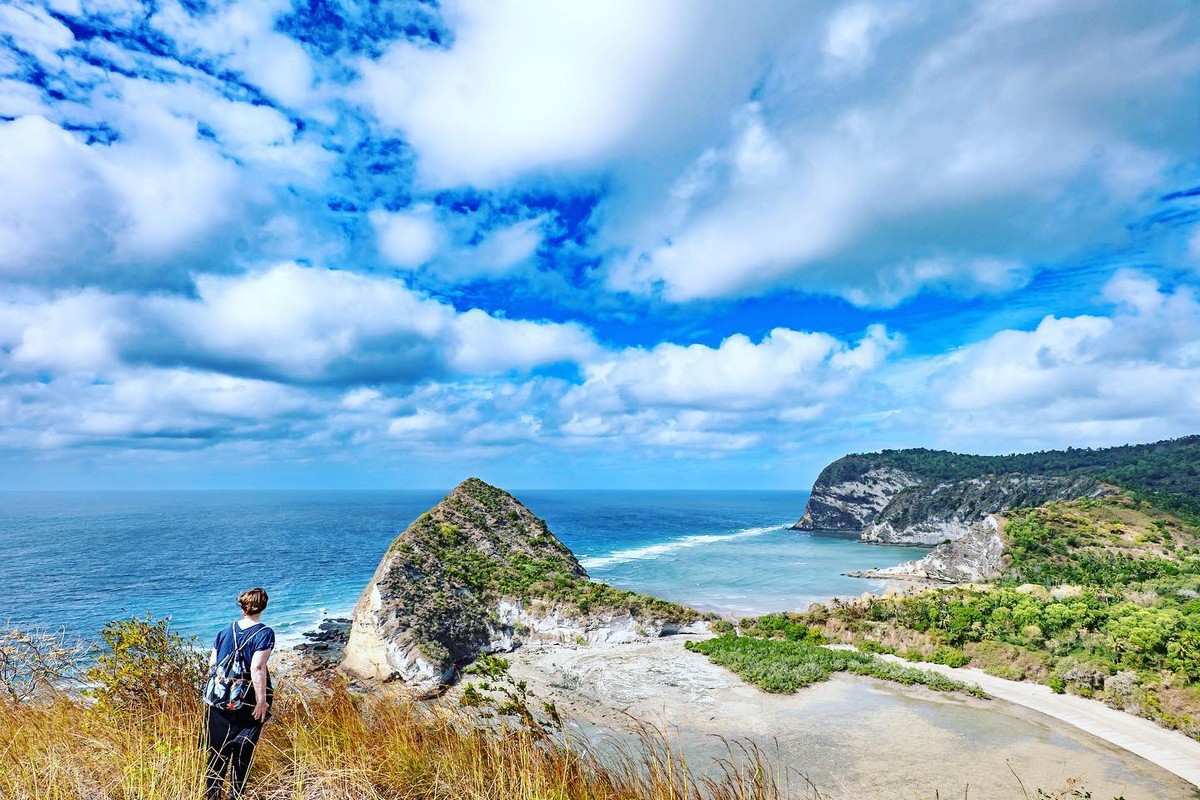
[341,477,708,693]
[793,437,1200,549]
[795,436,1200,584]
[793,453,1109,546]
[317,463,1200,797]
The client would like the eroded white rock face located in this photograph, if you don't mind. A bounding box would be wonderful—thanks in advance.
[863,517,975,545]
[855,473,1109,545]
[854,515,1006,584]
[345,589,709,693]
[489,600,708,649]
[795,467,922,530]
[342,587,455,690]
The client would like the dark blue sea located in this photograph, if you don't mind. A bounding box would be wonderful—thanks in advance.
[0,490,918,647]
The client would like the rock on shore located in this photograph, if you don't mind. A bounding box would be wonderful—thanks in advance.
[848,515,1006,583]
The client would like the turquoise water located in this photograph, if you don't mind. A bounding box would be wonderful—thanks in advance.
[0,489,919,646]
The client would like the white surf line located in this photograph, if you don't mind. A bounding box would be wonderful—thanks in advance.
[580,524,788,569]
[876,654,1200,788]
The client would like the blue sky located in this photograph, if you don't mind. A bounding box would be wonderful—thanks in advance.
[2,0,1199,490]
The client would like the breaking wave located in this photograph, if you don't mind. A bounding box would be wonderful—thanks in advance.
[579,524,789,570]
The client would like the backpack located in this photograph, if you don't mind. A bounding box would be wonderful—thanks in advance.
[203,623,262,711]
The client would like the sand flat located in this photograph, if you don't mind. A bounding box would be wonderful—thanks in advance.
[875,654,1200,789]
[503,635,1200,800]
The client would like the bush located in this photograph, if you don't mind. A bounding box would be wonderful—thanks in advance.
[686,635,985,697]
[85,614,206,713]
[927,646,970,668]
[0,626,85,705]
[709,619,735,635]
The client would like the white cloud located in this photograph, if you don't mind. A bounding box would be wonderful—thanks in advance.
[3,263,598,386]
[925,271,1200,446]
[450,308,596,373]
[356,0,680,186]
[0,116,114,279]
[151,0,316,108]
[0,366,315,452]
[546,324,901,454]
[0,77,49,118]
[356,0,800,187]
[841,257,1032,307]
[471,217,544,275]
[374,211,548,284]
[608,1,1200,304]
[370,206,443,269]
[73,369,310,439]
[93,107,242,263]
[147,263,598,382]
[571,324,898,413]
[0,113,240,284]
[822,3,907,77]
[0,2,75,64]
[113,77,331,179]
[8,290,132,373]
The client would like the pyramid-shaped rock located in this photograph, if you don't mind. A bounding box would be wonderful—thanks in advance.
[343,478,703,691]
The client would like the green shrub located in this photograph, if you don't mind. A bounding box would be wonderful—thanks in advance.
[686,635,985,697]
[463,654,510,679]
[85,614,206,713]
[927,646,970,668]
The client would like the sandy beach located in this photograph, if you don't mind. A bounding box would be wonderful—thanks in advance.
[501,634,1200,800]
[874,653,1200,789]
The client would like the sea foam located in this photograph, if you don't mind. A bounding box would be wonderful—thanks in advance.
[580,524,787,569]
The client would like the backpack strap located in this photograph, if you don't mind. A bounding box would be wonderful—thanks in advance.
[231,622,264,659]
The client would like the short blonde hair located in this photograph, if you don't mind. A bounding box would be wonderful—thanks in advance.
[238,587,269,615]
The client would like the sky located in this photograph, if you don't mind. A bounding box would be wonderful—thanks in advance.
[1,0,1199,491]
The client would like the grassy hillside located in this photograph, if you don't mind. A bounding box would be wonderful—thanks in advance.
[0,616,780,800]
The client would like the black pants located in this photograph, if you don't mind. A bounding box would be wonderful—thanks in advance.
[204,706,264,800]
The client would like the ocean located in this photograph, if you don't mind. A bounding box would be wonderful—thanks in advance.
[0,489,920,647]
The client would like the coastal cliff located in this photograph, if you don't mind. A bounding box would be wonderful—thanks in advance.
[342,478,705,692]
[786,439,1200,545]
[860,474,1107,545]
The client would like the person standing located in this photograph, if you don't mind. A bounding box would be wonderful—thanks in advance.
[204,587,275,800]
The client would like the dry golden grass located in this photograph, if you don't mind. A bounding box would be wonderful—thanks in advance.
[0,684,804,800]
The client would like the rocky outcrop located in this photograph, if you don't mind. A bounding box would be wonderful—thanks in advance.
[794,448,1111,546]
[342,478,706,693]
[849,515,1006,583]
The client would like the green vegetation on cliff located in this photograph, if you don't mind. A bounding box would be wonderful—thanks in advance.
[823,434,1200,517]
[1002,495,1200,586]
